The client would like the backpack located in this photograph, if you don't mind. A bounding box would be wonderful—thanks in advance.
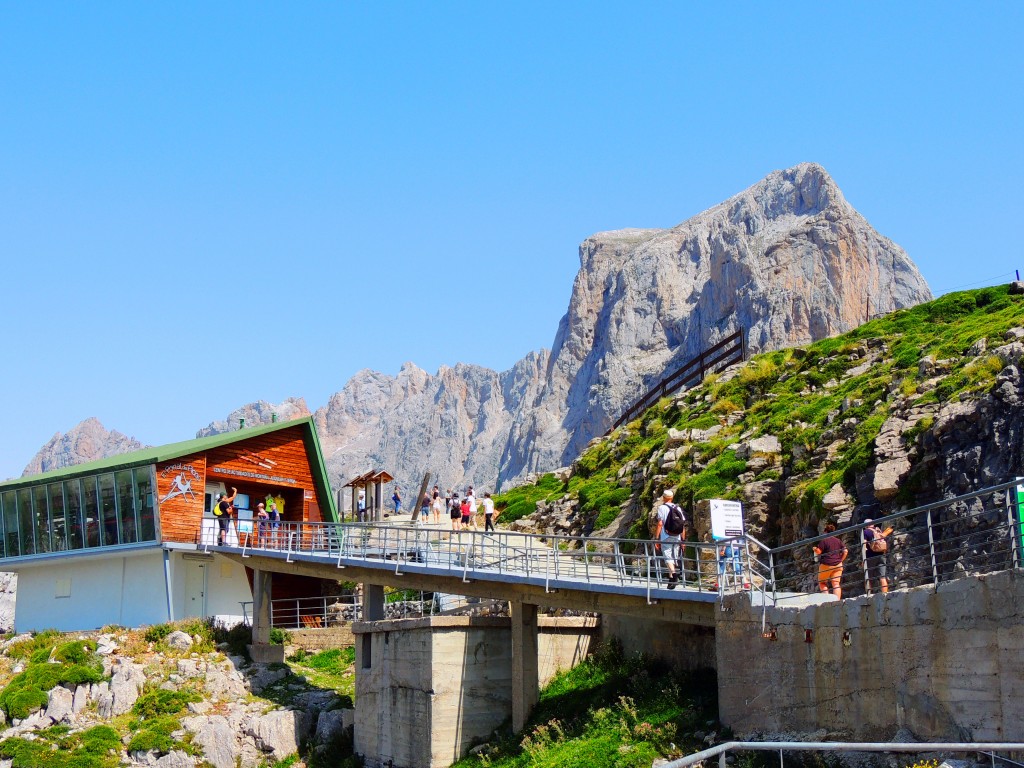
[213,500,226,517]
[868,530,888,553]
[663,503,686,536]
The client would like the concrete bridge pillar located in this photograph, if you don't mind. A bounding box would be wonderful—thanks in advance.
[248,568,284,662]
[511,600,539,732]
[364,583,386,621]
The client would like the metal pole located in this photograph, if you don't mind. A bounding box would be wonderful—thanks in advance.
[861,532,870,595]
[927,509,939,586]
[1009,481,1022,570]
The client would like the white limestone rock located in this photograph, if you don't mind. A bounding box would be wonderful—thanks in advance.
[44,686,74,724]
[164,631,193,651]
[181,715,239,768]
[246,709,312,759]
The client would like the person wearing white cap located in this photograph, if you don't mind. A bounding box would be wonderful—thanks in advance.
[655,489,687,589]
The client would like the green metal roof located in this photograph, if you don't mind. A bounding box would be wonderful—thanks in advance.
[1,418,339,523]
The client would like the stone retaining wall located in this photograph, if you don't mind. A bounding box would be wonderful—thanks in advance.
[716,569,1024,740]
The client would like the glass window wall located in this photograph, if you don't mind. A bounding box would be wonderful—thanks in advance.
[82,476,100,548]
[134,468,155,542]
[17,488,34,556]
[32,485,50,554]
[1,463,160,559]
[115,470,137,544]
[65,479,85,551]
[48,483,67,552]
[98,473,118,546]
[0,493,10,561]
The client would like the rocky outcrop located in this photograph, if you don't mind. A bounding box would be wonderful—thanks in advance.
[22,417,145,476]
[0,630,353,768]
[500,163,931,482]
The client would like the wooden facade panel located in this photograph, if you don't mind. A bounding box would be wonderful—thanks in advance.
[155,455,207,544]
[156,426,331,545]
[205,427,320,521]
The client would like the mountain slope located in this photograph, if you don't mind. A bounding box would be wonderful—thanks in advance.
[500,285,1024,558]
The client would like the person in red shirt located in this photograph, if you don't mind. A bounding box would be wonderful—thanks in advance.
[813,524,848,598]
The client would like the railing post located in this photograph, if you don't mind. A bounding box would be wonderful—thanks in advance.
[927,509,940,586]
[1007,484,1021,570]
[861,533,870,595]
[768,550,777,604]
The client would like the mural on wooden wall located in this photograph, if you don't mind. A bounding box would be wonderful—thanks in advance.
[156,456,207,542]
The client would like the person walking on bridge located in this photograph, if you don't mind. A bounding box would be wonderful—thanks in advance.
[655,489,686,589]
[813,524,847,598]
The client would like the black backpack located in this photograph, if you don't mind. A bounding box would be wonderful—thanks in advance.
[664,503,686,535]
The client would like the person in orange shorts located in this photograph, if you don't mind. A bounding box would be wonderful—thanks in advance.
[813,523,848,598]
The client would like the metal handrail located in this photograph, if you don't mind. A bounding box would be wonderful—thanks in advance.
[205,477,1023,608]
[664,741,1024,768]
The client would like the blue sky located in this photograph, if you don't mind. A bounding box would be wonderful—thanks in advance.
[1,3,1021,479]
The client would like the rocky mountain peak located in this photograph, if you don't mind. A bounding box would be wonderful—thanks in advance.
[21,418,146,478]
[499,163,931,482]
[196,398,311,438]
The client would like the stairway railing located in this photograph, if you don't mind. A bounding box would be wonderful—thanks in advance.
[609,329,745,432]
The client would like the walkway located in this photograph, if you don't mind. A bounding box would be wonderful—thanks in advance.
[211,476,1022,623]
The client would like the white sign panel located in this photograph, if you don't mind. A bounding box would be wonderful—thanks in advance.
[710,499,744,539]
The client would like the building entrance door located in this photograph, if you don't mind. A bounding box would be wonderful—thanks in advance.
[184,560,207,618]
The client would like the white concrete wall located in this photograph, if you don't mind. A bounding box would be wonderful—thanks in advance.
[14,550,168,632]
[12,549,253,632]
[168,552,252,623]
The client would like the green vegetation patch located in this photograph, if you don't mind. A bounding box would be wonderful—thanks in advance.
[284,646,356,706]
[0,641,105,720]
[0,724,121,768]
[495,473,565,524]
[453,642,717,768]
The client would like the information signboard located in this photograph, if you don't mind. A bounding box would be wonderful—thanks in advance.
[710,499,745,540]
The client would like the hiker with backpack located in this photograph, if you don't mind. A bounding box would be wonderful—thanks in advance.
[864,519,893,594]
[655,489,687,589]
[214,486,237,546]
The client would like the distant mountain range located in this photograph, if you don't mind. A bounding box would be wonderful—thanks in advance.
[24,163,932,499]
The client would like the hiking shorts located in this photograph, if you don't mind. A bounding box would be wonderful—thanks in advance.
[867,555,887,580]
[818,562,843,585]
[659,535,681,566]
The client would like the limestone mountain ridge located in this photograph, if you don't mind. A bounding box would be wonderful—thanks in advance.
[22,163,932,500]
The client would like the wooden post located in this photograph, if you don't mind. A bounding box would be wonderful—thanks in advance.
[410,472,432,523]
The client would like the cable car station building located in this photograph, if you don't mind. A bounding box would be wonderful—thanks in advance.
[0,418,337,632]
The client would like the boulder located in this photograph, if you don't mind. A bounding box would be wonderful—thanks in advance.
[109,660,146,716]
[165,631,194,651]
[873,457,912,502]
[181,715,239,768]
[154,751,196,768]
[246,709,312,759]
[748,435,781,455]
[44,686,74,724]
[314,708,352,745]
[72,684,89,715]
